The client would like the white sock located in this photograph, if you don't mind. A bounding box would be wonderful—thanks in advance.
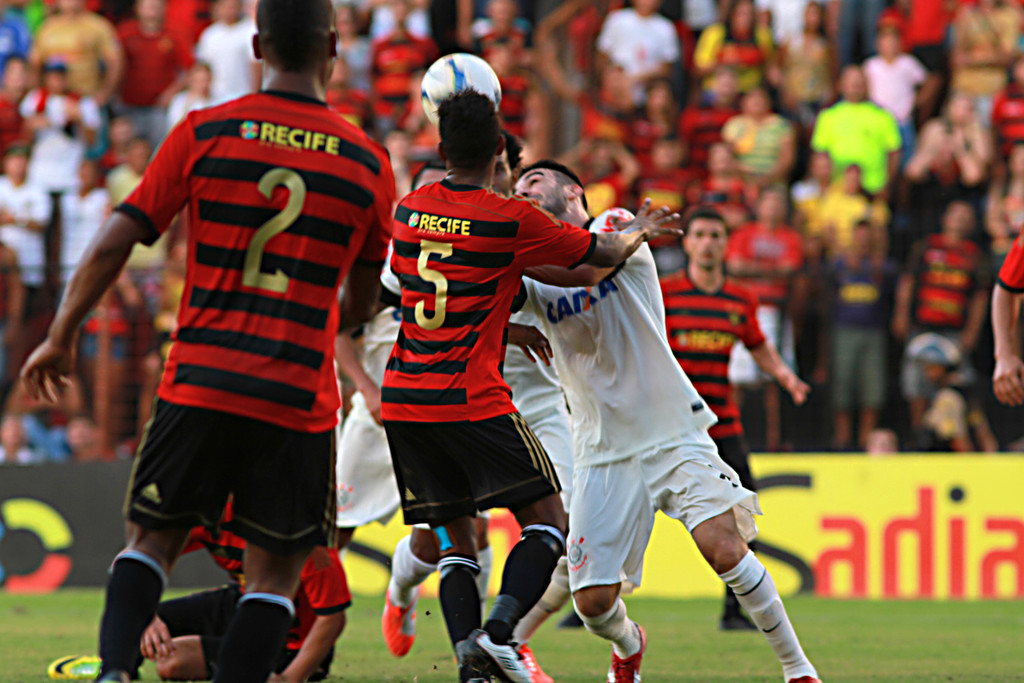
[476,545,493,615]
[577,597,642,658]
[513,556,571,644]
[387,535,436,609]
[719,551,817,681]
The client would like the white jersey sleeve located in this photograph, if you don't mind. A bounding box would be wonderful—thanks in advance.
[504,307,566,421]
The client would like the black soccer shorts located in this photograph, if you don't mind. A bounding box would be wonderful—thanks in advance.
[384,411,561,525]
[127,399,336,554]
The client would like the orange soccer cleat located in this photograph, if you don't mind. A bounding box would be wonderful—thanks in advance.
[381,591,417,657]
[606,625,646,683]
[787,678,823,683]
[517,643,554,683]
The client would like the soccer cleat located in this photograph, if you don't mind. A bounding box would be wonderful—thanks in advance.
[719,613,757,631]
[787,677,822,683]
[517,644,553,683]
[456,629,531,683]
[606,624,646,683]
[47,656,102,679]
[381,591,417,657]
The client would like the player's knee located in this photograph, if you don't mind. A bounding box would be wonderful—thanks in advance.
[410,528,441,564]
[700,533,748,575]
[572,585,617,618]
[520,523,565,557]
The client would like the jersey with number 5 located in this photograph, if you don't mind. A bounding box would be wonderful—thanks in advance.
[381,179,595,423]
[119,91,394,432]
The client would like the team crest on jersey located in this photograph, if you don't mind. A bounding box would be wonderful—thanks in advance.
[336,484,354,512]
[408,212,420,228]
[729,312,740,326]
[239,121,260,139]
[567,536,587,572]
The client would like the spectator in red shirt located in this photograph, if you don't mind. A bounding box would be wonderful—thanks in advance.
[630,79,677,175]
[487,42,540,148]
[636,135,698,272]
[693,141,753,230]
[678,64,740,176]
[991,53,1024,163]
[0,56,27,157]
[370,0,437,138]
[475,0,531,68]
[725,188,805,451]
[116,0,194,145]
[564,136,640,216]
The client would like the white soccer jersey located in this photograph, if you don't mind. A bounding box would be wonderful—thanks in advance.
[521,243,716,468]
[505,307,566,419]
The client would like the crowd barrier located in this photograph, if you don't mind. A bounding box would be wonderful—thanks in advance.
[2,456,1022,599]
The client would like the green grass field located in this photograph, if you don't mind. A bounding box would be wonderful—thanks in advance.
[2,590,1023,682]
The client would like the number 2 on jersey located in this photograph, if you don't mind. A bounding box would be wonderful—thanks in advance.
[415,240,452,330]
[243,168,307,294]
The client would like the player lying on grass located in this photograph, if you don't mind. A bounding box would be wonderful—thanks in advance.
[512,162,822,683]
[380,91,681,683]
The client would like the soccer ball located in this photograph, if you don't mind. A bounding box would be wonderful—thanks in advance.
[420,53,502,125]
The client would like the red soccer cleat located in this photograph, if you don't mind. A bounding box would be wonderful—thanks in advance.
[787,677,823,683]
[518,643,554,683]
[381,591,417,657]
[606,625,646,683]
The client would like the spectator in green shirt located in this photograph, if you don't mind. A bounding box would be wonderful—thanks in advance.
[811,65,902,199]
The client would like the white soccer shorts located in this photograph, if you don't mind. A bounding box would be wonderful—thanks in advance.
[566,428,760,592]
[335,396,400,529]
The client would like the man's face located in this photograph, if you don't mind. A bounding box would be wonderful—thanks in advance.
[683,218,728,270]
[515,168,569,216]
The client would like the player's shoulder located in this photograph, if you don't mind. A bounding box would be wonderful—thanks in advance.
[722,277,759,305]
[658,270,693,293]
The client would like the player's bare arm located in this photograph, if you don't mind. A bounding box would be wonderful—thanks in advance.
[339,261,384,332]
[335,331,383,424]
[272,612,346,683]
[21,212,151,402]
[992,283,1024,405]
[750,342,810,405]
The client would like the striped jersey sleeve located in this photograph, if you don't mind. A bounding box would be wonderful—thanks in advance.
[998,234,1024,293]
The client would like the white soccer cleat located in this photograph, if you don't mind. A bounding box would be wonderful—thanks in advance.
[456,629,532,683]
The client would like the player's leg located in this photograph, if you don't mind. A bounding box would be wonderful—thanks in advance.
[154,636,212,681]
[474,515,492,613]
[713,434,758,631]
[566,457,653,682]
[692,513,819,682]
[382,527,437,656]
[213,415,335,683]
[98,400,232,683]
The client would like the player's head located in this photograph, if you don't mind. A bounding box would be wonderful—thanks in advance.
[253,0,336,76]
[411,160,448,191]
[683,206,728,271]
[437,91,504,171]
[515,159,588,217]
[492,130,523,197]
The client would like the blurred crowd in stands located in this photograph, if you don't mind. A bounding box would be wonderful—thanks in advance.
[0,0,1021,465]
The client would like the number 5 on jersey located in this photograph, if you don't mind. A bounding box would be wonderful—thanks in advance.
[243,168,307,294]
[416,239,452,330]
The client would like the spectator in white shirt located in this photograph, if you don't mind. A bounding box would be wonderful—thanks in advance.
[59,159,109,289]
[0,146,52,297]
[20,61,101,195]
[194,0,258,104]
[864,25,927,157]
[166,62,213,130]
[596,0,680,106]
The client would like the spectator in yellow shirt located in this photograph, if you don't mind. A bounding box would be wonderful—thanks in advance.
[806,164,890,257]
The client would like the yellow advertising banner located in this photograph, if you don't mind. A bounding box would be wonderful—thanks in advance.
[347,456,1024,600]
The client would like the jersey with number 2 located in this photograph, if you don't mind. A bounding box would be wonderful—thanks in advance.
[120,90,394,432]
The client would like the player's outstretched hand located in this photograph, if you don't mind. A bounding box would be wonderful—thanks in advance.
[509,323,552,366]
[613,199,682,242]
[20,339,73,404]
[364,384,384,425]
[780,370,810,406]
[993,354,1024,406]
[140,615,174,660]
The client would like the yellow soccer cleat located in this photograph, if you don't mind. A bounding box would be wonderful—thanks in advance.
[47,655,102,679]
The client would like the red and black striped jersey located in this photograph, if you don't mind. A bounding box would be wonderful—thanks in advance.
[370,33,437,117]
[660,273,765,439]
[907,234,989,331]
[381,179,596,422]
[998,232,1024,292]
[498,73,531,139]
[120,90,394,432]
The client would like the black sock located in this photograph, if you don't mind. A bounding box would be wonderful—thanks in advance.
[484,530,561,644]
[438,554,481,647]
[212,594,293,683]
[98,553,166,677]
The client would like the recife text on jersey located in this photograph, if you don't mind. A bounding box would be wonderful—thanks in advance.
[546,278,620,324]
[240,119,348,156]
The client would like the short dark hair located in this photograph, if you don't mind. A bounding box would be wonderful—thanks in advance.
[520,159,589,211]
[256,0,334,72]
[502,130,523,173]
[438,91,501,169]
[684,206,726,232]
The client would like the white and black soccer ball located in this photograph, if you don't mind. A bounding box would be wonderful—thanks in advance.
[420,53,502,125]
